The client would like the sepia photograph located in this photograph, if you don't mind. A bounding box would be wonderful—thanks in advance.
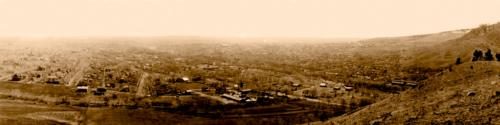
[0,0,499,125]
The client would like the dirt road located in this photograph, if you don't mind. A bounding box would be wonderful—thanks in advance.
[191,91,237,104]
[289,86,343,106]
[68,59,89,86]
[136,72,150,97]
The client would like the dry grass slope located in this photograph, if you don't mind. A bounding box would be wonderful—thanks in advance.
[320,23,500,125]
[325,62,499,125]
[410,23,500,69]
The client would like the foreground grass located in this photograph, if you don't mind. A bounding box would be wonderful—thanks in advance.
[0,81,75,104]
[0,99,79,125]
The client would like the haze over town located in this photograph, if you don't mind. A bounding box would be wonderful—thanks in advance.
[1,0,500,38]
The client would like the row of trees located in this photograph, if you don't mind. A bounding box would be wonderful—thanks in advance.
[456,49,498,65]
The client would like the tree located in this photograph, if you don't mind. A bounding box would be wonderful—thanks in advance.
[11,74,22,81]
[484,49,494,61]
[455,57,461,65]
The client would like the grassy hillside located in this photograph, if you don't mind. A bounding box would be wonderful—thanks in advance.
[409,23,500,69]
[324,62,499,124]
[355,29,468,58]
[318,23,500,125]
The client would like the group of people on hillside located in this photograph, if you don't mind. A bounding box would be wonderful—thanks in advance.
[456,49,499,65]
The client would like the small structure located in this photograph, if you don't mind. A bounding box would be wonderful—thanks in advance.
[391,80,421,87]
[303,90,318,98]
[333,86,341,90]
[369,118,383,125]
[201,86,209,92]
[276,92,287,97]
[118,77,127,83]
[215,87,227,94]
[182,77,190,82]
[344,86,354,91]
[292,83,301,87]
[391,80,405,85]
[221,93,243,102]
[467,90,476,96]
[76,86,89,93]
[173,77,190,83]
[185,89,193,94]
[240,89,252,95]
[46,76,60,84]
[257,93,274,104]
[105,83,116,88]
[244,97,257,103]
[192,76,202,82]
[120,85,130,92]
[93,87,107,95]
[319,83,327,87]
[88,100,107,107]
[405,81,419,87]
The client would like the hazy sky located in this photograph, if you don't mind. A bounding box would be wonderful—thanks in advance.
[1,0,500,38]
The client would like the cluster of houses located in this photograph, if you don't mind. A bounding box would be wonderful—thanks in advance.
[75,85,108,96]
[301,82,355,98]
[220,89,257,103]
[319,82,354,91]
[214,84,294,104]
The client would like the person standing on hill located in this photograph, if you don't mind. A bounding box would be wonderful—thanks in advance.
[484,49,494,61]
[472,50,483,61]
[496,53,500,61]
[455,57,461,65]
